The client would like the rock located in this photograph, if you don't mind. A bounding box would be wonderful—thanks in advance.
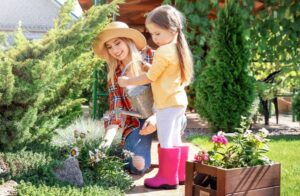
[53,157,84,187]
[0,180,18,196]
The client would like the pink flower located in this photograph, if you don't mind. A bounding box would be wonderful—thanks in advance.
[212,135,228,145]
[194,149,209,163]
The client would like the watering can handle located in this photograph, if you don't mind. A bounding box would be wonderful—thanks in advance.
[120,60,143,76]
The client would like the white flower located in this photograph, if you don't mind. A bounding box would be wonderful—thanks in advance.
[259,128,269,136]
[123,149,135,159]
[70,147,80,157]
[89,149,105,163]
[244,130,252,136]
[217,131,225,136]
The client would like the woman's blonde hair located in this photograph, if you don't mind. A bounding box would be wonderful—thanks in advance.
[102,38,143,86]
[146,5,194,85]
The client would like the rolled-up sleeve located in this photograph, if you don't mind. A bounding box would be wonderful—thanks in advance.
[104,83,123,129]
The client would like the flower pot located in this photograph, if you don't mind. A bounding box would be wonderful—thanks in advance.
[185,161,281,196]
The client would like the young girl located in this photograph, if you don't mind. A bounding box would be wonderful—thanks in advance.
[92,21,156,174]
[118,5,193,189]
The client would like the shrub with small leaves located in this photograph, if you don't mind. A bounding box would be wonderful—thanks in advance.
[51,117,133,191]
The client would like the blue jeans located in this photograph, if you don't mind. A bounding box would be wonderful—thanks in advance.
[124,119,154,174]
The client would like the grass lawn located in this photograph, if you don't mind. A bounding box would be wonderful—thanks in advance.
[187,134,300,196]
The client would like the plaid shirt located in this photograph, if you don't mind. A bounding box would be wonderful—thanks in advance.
[104,47,154,146]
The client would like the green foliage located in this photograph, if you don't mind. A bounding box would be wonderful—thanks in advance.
[165,1,300,110]
[0,145,127,195]
[163,0,217,110]
[1,118,132,194]
[195,128,272,169]
[249,1,300,91]
[50,118,133,191]
[195,1,256,132]
[293,92,300,121]
[0,0,122,149]
[17,182,124,196]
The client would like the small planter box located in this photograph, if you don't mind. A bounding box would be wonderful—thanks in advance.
[185,161,280,196]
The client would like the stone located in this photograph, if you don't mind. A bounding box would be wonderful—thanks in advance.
[53,157,84,187]
[0,180,18,196]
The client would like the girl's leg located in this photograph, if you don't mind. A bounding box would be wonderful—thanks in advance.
[156,107,185,148]
[144,108,183,189]
[124,119,154,174]
[171,107,186,146]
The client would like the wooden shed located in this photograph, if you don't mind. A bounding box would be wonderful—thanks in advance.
[78,0,266,26]
[79,0,162,30]
[78,0,265,48]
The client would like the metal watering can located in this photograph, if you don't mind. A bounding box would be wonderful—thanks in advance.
[121,61,154,119]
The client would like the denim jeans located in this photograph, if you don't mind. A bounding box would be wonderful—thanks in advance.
[124,119,154,174]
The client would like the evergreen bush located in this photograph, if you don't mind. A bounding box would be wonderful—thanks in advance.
[195,1,256,132]
[293,92,300,122]
[0,0,121,149]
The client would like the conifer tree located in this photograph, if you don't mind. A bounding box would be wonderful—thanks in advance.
[195,1,255,132]
[293,93,300,122]
[0,0,121,149]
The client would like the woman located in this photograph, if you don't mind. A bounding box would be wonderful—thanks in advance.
[92,21,156,174]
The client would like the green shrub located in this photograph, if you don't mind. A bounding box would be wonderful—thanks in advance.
[293,93,300,121]
[194,1,256,132]
[51,118,133,191]
[1,142,132,195]
[17,181,124,196]
[0,0,121,150]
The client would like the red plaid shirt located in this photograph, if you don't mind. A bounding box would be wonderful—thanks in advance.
[104,47,154,146]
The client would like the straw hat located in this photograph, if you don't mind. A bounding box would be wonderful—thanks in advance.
[92,21,147,59]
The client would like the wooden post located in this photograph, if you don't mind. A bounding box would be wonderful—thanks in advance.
[185,161,194,196]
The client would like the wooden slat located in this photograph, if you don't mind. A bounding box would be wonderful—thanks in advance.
[223,164,281,193]
[194,163,218,176]
[194,185,217,196]
[228,186,280,196]
[185,161,195,196]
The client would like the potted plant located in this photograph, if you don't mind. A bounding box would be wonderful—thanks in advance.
[185,122,280,196]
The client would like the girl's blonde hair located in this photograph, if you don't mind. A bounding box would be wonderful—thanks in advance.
[146,5,194,85]
[103,38,143,85]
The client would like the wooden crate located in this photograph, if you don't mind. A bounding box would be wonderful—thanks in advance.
[185,161,280,196]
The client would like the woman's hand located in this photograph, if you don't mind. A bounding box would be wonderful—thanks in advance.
[99,125,118,149]
[118,76,129,87]
[139,114,157,135]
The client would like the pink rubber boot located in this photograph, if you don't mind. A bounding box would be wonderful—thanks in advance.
[177,146,189,185]
[144,147,180,189]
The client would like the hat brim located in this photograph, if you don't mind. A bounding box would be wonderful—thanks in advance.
[93,28,147,59]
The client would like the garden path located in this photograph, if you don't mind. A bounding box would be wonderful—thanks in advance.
[125,140,198,196]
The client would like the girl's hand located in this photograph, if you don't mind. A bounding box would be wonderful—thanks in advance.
[118,76,129,87]
[140,114,157,135]
[142,62,151,71]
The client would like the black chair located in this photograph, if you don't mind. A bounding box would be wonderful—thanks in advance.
[259,70,281,125]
